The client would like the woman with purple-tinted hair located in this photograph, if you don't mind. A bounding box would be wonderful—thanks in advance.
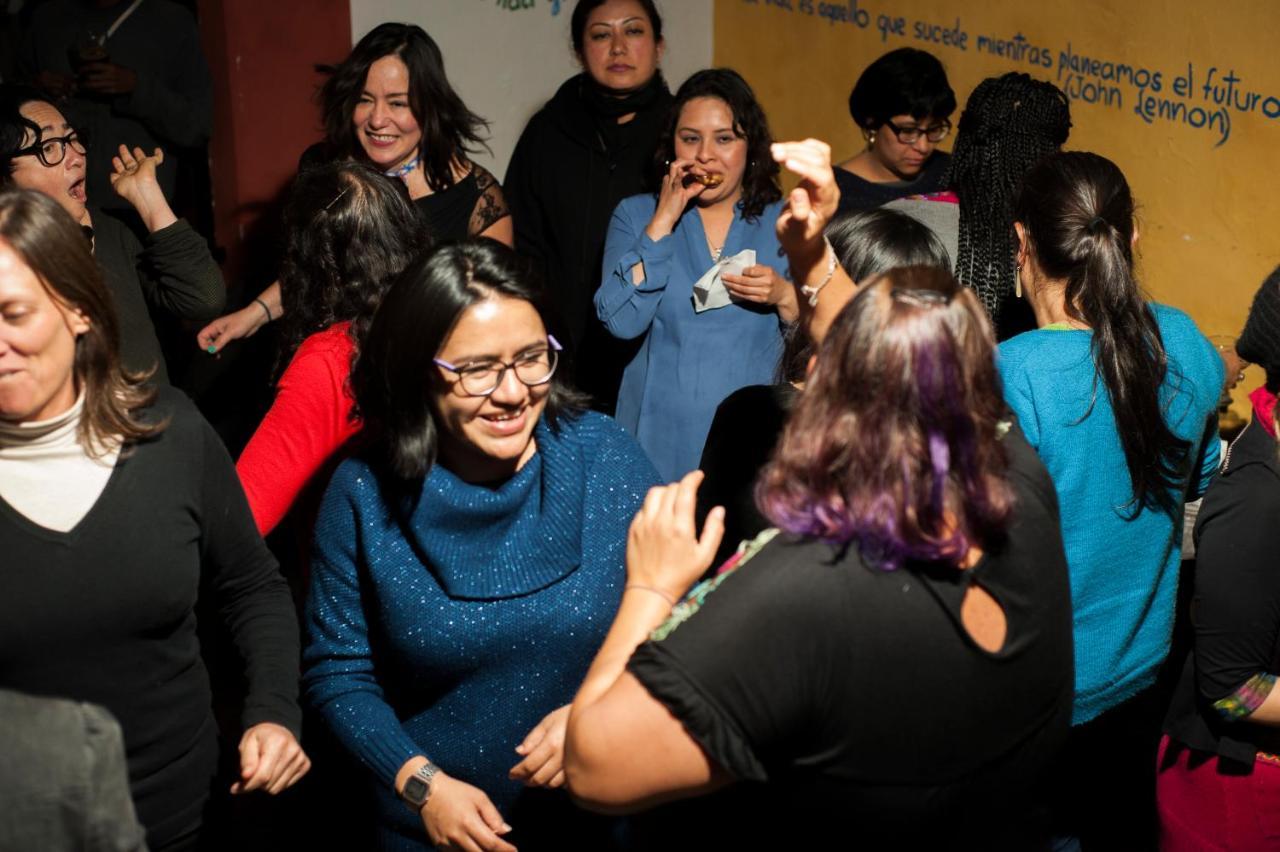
[562,263,1075,847]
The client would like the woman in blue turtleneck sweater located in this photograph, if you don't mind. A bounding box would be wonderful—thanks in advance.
[303,240,659,852]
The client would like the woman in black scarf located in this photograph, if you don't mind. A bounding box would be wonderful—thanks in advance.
[504,0,671,414]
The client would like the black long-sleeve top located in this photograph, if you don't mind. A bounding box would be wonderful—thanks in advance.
[92,210,226,384]
[1165,416,1280,764]
[0,388,301,849]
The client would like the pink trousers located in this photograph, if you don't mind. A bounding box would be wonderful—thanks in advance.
[1156,734,1280,851]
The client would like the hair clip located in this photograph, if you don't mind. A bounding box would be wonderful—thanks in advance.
[323,186,351,211]
[890,287,951,307]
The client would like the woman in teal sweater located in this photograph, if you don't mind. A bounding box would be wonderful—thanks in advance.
[998,151,1222,849]
[303,240,659,851]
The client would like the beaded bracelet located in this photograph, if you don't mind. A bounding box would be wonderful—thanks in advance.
[799,236,837,308]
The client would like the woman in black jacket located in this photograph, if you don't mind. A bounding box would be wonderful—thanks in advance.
[504,0,671,413]
[1158,265,1280,851]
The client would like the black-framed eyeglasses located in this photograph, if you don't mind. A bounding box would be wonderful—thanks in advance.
[12,131,88,167]
[434,336,563,397]
[882,118,951,144]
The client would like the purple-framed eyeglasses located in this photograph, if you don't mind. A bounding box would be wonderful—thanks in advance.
[433,335,563,397]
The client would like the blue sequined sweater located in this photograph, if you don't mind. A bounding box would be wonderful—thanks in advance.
[303,411,659,847]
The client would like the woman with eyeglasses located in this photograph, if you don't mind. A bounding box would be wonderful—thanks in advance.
[834,48,956,214]
[303,239,659,851]
[0,83,224,382]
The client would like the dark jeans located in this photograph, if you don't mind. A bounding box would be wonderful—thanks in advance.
[1051,685,1167,851]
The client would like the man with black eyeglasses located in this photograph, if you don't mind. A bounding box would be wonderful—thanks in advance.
[18,0,212,229]
[0,83,224,383]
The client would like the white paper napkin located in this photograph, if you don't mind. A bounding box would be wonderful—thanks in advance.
[691,249,755,313]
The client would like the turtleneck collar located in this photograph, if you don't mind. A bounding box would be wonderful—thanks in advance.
[408,416,586,600]
[0,390,86,448]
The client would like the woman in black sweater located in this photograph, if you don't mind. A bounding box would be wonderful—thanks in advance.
[0,188,306,851]
[504,0,672,413]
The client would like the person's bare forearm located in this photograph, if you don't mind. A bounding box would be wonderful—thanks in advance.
[572,589,671,713]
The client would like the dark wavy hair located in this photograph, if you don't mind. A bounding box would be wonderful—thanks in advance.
[847,48,956,130]
[758,265,1013,570]
[946,73,1071,326]
[1014,151,1190,516]
[654,68,780,221]
[320,23,489,192]
[777,207,952,383]
[571,0,664,54]
[277,161,427,369]
[0,85,53,181]
[0,188,161,451]
[352,239,587,482]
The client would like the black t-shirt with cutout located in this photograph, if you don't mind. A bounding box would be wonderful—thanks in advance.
[628,426,1073,848]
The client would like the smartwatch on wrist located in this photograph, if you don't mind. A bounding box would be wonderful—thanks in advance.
[400,760,439,810]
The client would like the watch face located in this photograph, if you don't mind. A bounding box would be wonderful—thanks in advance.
[403,776,428,804]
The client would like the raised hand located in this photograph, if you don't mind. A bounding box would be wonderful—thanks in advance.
[771,139,840,261]
[645,158,707,242]
[109,145,177,232]
[626,471,725,604]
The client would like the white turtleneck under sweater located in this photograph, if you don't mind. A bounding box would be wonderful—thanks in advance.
[0,393,121,532]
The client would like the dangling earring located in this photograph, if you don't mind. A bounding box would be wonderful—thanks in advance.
[868,130,877,146]
[1015,262,1024,298]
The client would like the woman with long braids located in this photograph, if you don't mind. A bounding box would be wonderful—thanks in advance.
[887,72,1071,338]
[1000,151,1223,849]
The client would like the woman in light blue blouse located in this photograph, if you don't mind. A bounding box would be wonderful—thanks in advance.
[596,68,792,481]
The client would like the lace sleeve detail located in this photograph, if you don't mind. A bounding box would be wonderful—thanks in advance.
[468,164,511,237]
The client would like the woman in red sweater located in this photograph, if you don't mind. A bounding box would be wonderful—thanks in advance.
[236,161,428,534]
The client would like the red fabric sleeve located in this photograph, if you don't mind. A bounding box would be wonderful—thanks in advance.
[236,324,360,535]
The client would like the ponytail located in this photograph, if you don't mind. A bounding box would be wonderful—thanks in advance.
[1014,152,1189,516]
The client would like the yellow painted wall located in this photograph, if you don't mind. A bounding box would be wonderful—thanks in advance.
[714,0,1280,417]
